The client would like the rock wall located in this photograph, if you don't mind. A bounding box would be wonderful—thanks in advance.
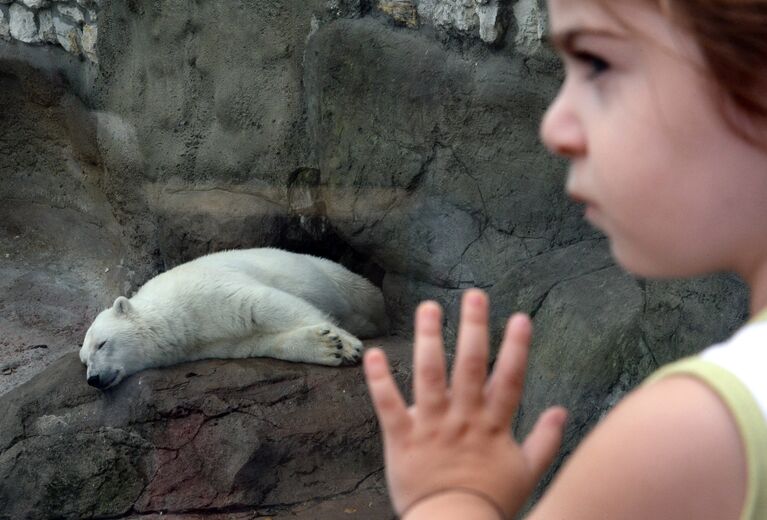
[0,339,411,519]
[0,0,543,66]
[0,0,98,61]
[0,0,750,518]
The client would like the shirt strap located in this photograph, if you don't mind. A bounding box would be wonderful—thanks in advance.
[749,307,767,324]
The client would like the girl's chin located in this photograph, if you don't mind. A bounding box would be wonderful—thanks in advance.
[584,205,606,233]
[587,216,712,279]
[610,241,706,279]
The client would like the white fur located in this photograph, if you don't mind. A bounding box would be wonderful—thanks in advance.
[79,248,389,389]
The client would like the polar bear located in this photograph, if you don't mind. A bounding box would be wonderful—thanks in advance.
[79,248,389,390]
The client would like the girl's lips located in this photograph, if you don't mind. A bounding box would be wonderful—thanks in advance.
[567,191,592,206]
[567,192,601,224]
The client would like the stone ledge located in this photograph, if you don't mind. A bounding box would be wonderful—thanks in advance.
[0,336,411,519]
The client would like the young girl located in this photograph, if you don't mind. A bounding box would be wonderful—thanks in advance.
[363,0,767,518]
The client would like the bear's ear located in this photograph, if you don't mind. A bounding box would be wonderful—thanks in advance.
[113,296,132,315]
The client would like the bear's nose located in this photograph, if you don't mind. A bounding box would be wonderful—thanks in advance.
[87,375,103,388]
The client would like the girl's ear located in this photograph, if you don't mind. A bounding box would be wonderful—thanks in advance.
[113,296,132,315]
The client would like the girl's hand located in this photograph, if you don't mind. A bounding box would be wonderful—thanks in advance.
[363,289,568,518]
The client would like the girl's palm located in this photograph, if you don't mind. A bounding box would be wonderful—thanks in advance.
[364,289,567,518]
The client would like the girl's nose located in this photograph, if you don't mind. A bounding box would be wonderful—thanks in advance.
[540,89,587,158]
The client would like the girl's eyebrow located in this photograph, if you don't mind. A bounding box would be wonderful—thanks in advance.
[547,28,625,52]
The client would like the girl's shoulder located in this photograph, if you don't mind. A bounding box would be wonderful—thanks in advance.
[530,372,748,520]
[642,318,767,520]
[529,321,767,520]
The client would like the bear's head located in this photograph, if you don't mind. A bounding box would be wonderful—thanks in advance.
[80,296,152,390]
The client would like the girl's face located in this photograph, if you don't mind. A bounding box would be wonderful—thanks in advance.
[541,0,767,280]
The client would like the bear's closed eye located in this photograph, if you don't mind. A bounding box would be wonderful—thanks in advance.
[96,341,106,351]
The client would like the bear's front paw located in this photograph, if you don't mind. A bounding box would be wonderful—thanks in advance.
[316,326,363,366]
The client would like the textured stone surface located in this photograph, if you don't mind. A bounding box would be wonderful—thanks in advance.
[0,7,8,39]
[56,2,83,22]
[9,3,37,42]
[37,8,56,42]
[377,0,419,28]
[0,0,549,83]
[513,0,547,55]
[52,10,80,52]
[81,20,95,59]
[0,336,408,519]
[2,1,96,60]
[19,0,48,8]
[303,17,590,337]
[417,0,505,43]
[0,65,132,397]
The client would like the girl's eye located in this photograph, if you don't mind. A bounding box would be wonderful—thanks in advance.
[573,51,610,79]
[96,341,107,351]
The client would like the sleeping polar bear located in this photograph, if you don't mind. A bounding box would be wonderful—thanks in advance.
[79,248,389,389]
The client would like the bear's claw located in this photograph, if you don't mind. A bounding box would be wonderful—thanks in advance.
[313,325,362,366]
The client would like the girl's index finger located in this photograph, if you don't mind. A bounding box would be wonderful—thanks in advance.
[364,348,412,440]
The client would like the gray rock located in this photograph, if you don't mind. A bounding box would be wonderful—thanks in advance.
[515,264,647,440]
[513,0,548,55]
[93,0,327,186]
[37,8,56,43]
[417,0,505,43]
[0,7,8,40]
[19,0,49,9]
[377,0,419,28]
[641,274,748,365]
[53,10,81,53]
[0,335,409,519]
[9,3,39,43]
[476,0,502,43]
[56,3,84,23]
[323,0,366,19]
[418,0,475,32]
[0,67,129,397]
[81,22,96,61]
[304,17,578,325]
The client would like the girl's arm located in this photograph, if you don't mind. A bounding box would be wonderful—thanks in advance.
[364,289,746,520]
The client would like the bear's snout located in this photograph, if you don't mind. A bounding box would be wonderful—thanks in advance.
[87,374,107,389]
[86,369,120,390]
